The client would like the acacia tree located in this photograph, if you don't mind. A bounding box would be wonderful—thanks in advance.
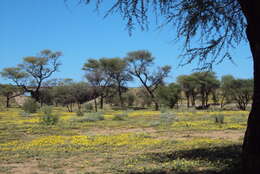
[220,75,236,108]
[177,75,198,108]
[101,58,132,108]
[83,59,112,111]
[125,50,171,110]
[157,83,181,108]
[0,84,24,108]
[231,79,253,110]
[0,50,62,102]
[192,72,220,108]
[77,0,259,172]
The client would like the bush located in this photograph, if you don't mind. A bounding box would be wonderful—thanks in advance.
[71,112,104,122]
[84,103,93,112]
[214,114,224,124]
[20,111,31,117]
[113,113,128,121]
[160,112,178,126]
[40,106,59,125]
[76,110,84,116]
[22,98,39,113]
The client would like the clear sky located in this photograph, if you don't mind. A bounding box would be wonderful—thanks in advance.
[0,0,253,86]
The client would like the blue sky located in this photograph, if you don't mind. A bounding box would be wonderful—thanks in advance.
[0,0,253,86]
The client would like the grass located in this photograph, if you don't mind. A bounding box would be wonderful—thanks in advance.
[0,108,248,174]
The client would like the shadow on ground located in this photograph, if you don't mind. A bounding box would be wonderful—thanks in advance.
[128,144,242,174]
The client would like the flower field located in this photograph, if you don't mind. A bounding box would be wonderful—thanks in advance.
[0,108,247,174]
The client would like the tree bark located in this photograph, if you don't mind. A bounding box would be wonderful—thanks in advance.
[6,97,10,108]
[94,98,98,112]
[239,1,260,173]
[100,95,104,109]
[186,95,190,108]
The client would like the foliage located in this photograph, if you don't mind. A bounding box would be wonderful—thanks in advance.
[83,1,246,70]
[220,75,236,108]
[0,50,62,101]
[214,114,225,124]
[40,106,59,125]
[177,75,198,107]
[22,98,39,113]
[126,50,171,110]
[125,92,135,107]
[101,57,133,108]
[157,83,181,109]
[113,113,128,121]
[192,72,220,108]
[0,84,24,108]
[160,112,178,126]
[76,110,84,116]
[84,103,94,112]
[72,112,104,122]
[230,79,253,110]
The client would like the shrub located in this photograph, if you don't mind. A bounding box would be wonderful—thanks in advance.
[113,113,128,121]
[22,98,39,113]
[76,110,84,116]
[20,111,31,117]
[40,106,59,125]
[160,112,178,126]
[84,103,93,112]
[214,114,224,124]
[71,112,104,122]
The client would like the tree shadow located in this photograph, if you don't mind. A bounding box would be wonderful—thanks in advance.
[128,144,242,174]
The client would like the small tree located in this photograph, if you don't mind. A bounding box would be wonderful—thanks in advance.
[230,79,253,110]
[125,50,171,110]
[157,83,181,109]
[220,75,236,108]
[0,84,24,108]
[0,50,62,102]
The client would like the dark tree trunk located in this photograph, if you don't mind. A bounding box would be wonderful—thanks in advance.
[118,86,124,109]
[6,97,10,108]
[31,91,40,102]
[154,101,159,111]
[94,98,98,112]
[191,95,196,107]
[186,95,190,108]
[239,1,260,173]
[100,95,104,109]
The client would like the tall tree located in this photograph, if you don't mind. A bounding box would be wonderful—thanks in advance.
[0,50,62,102]
[79,0,259,172]
[177,75,198,108]
[125,50,171,110]
[192,72,220,108]
[83,58,112,111]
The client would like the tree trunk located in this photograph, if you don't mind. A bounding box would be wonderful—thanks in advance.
[94,98,98,112]
[100,95,104,109]
[154,101,159,111]
[6,97,10,108]
[118,86,124,109]
[186,95,190,108]
[191,95,196,107]
[240,1,260,173]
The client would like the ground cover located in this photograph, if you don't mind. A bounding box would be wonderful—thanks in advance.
[0,108,247,174]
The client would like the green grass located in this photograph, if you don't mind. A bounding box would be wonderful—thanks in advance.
[0,108,247,174]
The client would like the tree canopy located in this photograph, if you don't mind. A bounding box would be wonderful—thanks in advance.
[0,49,62,101]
